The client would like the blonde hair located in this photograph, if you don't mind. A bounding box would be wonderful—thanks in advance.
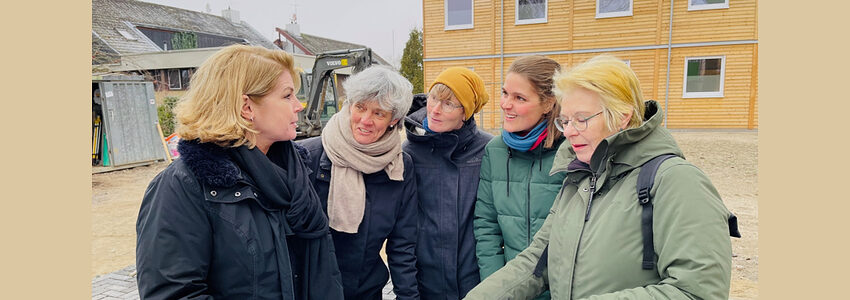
[507,55,563,148]
[428,83,461,109]
[175,44,300,148]
[553,54,644,132]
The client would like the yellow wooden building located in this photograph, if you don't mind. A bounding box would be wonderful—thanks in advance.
[423,0,758,130]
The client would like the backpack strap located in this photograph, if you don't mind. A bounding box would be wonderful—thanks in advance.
[534,153,742,276]
[729,213,742,238]
[532,245,549,277]
[637,154,678,270]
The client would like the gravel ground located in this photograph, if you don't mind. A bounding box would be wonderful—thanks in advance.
[91,130,758,299]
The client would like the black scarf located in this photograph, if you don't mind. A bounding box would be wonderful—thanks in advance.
[227,141,329,238]
[227,141,343,299]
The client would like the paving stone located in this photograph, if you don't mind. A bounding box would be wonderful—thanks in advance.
[107,285,131,292]
[121,284,140,293]
[122,292,140,300]
[94,264,401,299]
[102,290,125,298]
[91,286,107,295]
[104,273,132,281]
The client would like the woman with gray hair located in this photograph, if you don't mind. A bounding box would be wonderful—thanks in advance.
[298,65,420,300]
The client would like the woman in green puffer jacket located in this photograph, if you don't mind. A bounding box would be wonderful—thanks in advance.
[473,56,565,300]
[465,55,734,299]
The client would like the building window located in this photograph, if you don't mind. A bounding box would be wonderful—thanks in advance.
[445,0,473,30]
[168,69,182,90]
[516,0,547,24]
[597,0,633,18]
[116,29,138,40]
[683,56,725,98]
[181,69,192,90]
[688,0,729,11]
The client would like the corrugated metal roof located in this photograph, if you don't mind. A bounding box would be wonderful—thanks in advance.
[92,0,276,56]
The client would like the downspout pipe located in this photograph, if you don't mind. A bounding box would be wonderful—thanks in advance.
[664,0,674,127]
[500,0,505,86]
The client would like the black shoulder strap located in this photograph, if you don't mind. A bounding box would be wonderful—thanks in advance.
[729,212,742,238]
[532,245,549,277]
[637,154,678,270]
[534,153,741,276]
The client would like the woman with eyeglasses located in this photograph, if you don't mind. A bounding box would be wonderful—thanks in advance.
[403,67,493,299]
[465,55,734,299]
[136,45,343,299]
[471,55,565,300]
[297,66,420,300]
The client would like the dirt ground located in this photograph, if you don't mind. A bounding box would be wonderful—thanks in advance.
[91,130,758,299]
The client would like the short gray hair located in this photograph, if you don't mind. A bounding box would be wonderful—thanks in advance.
[342,65,413,122]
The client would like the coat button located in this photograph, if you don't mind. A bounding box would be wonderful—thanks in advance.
[210,190,217,196]
[235,192,241,197]
[582,188,588,192]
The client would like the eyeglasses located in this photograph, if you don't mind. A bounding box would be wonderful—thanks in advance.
[427,96,463,113]
[555,111,603,132]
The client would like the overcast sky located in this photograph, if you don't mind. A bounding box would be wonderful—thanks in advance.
[140,0,423,67]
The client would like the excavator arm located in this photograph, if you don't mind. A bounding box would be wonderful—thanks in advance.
[297,48,373,137]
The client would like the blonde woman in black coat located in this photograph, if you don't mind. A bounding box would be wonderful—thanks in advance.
[136,45,343,300]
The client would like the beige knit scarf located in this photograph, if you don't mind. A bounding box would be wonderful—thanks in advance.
[320,106,404,233]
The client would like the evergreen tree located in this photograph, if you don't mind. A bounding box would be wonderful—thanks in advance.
[399,28,424,94]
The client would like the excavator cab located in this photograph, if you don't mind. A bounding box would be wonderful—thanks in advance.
[318,76,339,124]
[295,48,374,138]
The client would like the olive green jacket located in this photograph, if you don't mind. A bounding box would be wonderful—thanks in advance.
[464,101,733,300]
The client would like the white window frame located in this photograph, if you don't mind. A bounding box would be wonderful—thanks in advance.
[445,0,474,30]
[688,0,729,11]
[116,28,138,40]
[596,0,633,19]
[682,55,726,98]
[516,0,548,25]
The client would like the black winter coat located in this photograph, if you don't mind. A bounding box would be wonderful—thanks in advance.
[403,102,493,300]
[136,140,344,300]
[298,137,420,300]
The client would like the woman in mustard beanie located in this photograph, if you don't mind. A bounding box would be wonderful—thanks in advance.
[403,66,494,299]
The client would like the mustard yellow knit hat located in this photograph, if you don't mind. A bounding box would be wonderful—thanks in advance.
[429,67,489,120]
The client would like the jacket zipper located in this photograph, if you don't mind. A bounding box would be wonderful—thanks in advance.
[506,149,512,196]
[569,171,597,297]
[584,174,597,222]
[527,159,535,246]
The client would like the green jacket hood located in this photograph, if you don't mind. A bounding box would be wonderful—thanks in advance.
[550,100,683,176]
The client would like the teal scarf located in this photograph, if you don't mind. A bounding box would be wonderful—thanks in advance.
[501,121,548,152]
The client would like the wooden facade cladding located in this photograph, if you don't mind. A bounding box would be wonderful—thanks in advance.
[670,0,758,44]
[501,1,572,53]
[569,0,664,50]
[664,44,757,128]
[423,0,758,129]
[423,0,497,58]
